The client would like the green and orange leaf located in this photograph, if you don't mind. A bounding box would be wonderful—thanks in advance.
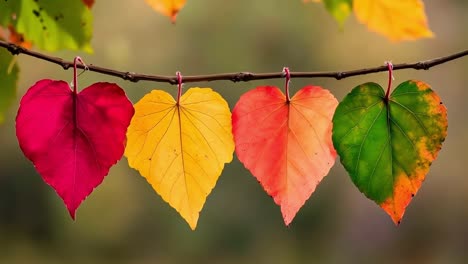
[125,88,234,230]
[332,80,447,224]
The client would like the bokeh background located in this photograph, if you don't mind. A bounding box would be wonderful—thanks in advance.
[1,1,468,263]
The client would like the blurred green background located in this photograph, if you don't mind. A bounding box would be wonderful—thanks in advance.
[1,1,468,263]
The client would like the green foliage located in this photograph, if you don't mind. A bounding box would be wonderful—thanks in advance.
[0,0,93,52]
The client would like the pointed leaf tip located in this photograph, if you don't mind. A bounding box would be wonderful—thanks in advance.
[332,80,447,224]
[82,0,95,8]
[233,86,338,225]
[16,80,134,218]
[145,0,187,22]
[69,208,76,220]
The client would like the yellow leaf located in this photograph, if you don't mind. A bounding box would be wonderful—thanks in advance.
[145,0,187,23]
[354,0,434,41]
[125,88,234,229]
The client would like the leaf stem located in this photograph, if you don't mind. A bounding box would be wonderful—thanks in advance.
[176,71,183,104]
[283,67,291,102]
[73,56,86,94]
[385,61,394,100]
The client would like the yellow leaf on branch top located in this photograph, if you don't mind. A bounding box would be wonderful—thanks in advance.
[354,0,434,41]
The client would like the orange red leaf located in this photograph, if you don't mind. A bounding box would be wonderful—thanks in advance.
[232,86,338,225]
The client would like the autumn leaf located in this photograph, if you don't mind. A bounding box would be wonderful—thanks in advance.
[332,81,447,224]
[353,0,434,41]
[0,48,18,125]
[232,86,338,225]
[145,0,187,23]
[16,80,134,218]
[125,88,234,230]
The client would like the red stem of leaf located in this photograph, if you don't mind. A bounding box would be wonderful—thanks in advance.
[176,71,183,104]
[385,62,393,100]
[73,56,86,95]
[283,67,291,102]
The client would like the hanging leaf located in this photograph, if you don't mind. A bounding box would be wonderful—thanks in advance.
[306,0,352,27]
[0,48,19,125]
[0,0,93,52]
[125,88,234,230]
[16,80,134,218]
[353,0,433,41]
[145,0,187,23]
[232,86,338,225]
[332,80,447,224]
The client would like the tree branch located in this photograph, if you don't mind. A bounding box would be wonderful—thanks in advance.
[1,40,467,85]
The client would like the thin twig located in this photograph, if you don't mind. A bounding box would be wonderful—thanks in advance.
[1,40,467,85]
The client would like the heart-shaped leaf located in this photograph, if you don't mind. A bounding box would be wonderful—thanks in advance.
[16,80,134,218]
[125,88,234,230]
[332,80,447,224]
[232,86,338,225]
